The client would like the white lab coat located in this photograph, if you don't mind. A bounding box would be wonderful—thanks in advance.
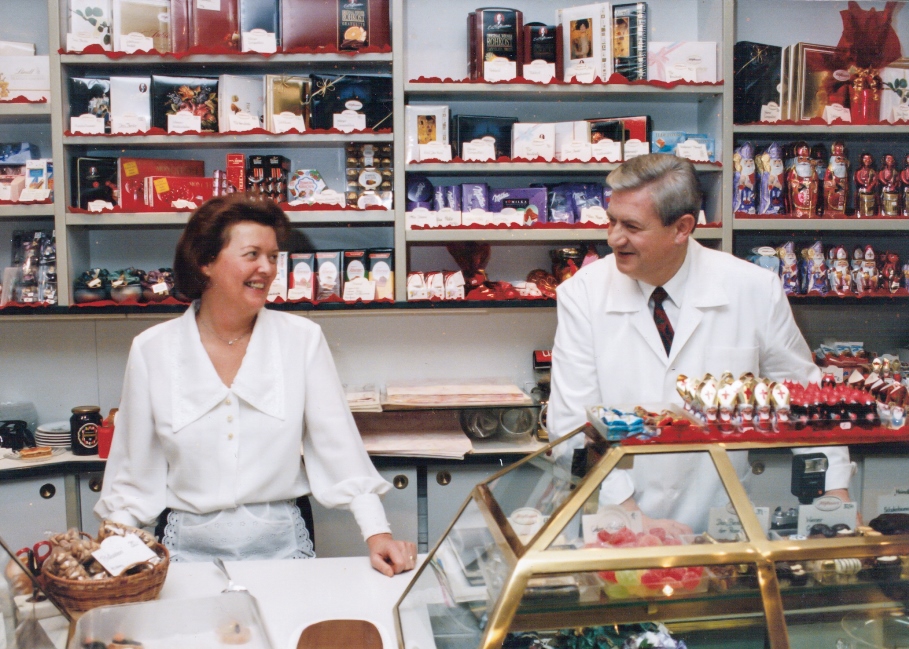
[95,304,392,541]
[549,239,853,531]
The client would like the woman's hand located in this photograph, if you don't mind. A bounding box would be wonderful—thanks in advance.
[366,533,418,577]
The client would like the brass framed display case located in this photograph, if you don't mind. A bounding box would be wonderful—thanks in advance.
[394,422,909,649]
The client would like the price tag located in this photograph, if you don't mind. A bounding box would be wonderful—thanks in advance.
[241,29,277,53]
[333,111,366,133]
[67,32,107,52]
[167,112,202,133]
[342,277,376,302]
[19,188,51,202]
[197,0,220,9]
[623,139,650,160]
[797,496,858,536]
[676,139,710,162]
[91,534,158,577]
[591,139,622,162]
[580,205,608,225]
[707,504,771,541]
[112,115,149,134]
[878,488,909,515]
[523,60,555,84]
[437,207,462,226]
[172,199,198,209]
[310,189,346,207]
[462,138,496,161]
[517,140,554,161]
[890,104,909,124]
[405,207,437,229]
[822,103,852,124]
[152,281,169,295]
[272,112,306,133]
[418,141,452,161]
[121,32,154,53]
[228,111,260,132]
[760,102,781,123]
[87,200,114,212]
[565,62,597,83]
[557,141,592,162]
[70,114,105,134]
[483,58,517,82]
[666,63,699,83]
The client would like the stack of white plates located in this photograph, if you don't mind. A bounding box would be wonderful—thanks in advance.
[35,421,71,448]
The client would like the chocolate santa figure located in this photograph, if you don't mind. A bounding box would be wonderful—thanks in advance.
[828,245,852,295]
[855,245,879,294]
[881,252,901,294]
[758,142,785,214]
[732,142,757,214]
[855,152,879,217]
[880,153,902,217]
[823,141,848,217]
[901,154,909,217]
[788,141,818,218]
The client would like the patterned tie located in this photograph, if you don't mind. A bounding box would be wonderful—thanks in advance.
[651,286,674,356]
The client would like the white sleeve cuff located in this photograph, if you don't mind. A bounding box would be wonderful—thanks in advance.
[349,492,392,541]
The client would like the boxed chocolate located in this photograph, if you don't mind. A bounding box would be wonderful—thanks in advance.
[309,74,392,131]
[170,0,191,52]
[218,74,264,132]
[267,251,288,302]
[554,120,592,161]
[0,175,24,201]
[288,252,315,301]
[425,271,444,300]
[345,142,393,209]
[0,56,49,101]
[343,249,367,282]
[265,154,290,203]
[523,22,558,64]
[191,0,239,49]
[588,118,624,160]
[247,154,267,200]
[612,3,647,82]
[343,250,372,300]
[112,0,171,52]
[118,157,205,211]
[406,272,428,301]
[404,104,450,162]
[406,174,433,210]
[490,187,548,225]
[547,184,576,224]
[512,122,555,161]
[315,250,342,300]
[240,0,280,49]
[452,114,518,159]
[69,78,110,132]
[557,3,611,82]
[468,8,523,81]
[151,75,219,132]
[109,76,151,133]
[733,41,783,123]
[73,157,118,209]
[227,153,245,193]
[433,185,461,212]
[461,183,489,212]
[589,115,651,159]
[444,270,465,300]
[647,41,717,82]
[68,0,112,51]
[368,248,394,300]
[265,74,310,133]
[281,0,390,51]
[143,176,214,209]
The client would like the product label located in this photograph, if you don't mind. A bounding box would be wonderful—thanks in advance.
[523,60,555,84]
[228,111,260,132]
[70,114,105,135]
[462,138,496,161]
[112,115,149,134]
[123,161,139,177]
[890,104,909,124]
[557,141,592,162]
[121,32,154,54]
[529,25,557,62]
[339,1,370,49]
[197,0,220,10]
[483,58,517,82]
[591,139,622,162]
[406,208,436,229]
[797,496,858,536]
[623,139,650,160]
[67,32,107,52]
[676,139,710,162]
[707,504,770,540]
[565,60,597,83]
[272,112,306,134]
[241,29,277,53]
[92,534,158,577]
[418,141,452,162]
[482,10,517,61]
[333,111,367,133]
[822,103,851,124]
[87,200,114,212]
[878,488,909,514]
[167,112,202,133]
[342,277,376,301]
[760,102,781,123]
[77,422,99,448]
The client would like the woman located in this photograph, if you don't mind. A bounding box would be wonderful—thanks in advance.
[96,195,416,576]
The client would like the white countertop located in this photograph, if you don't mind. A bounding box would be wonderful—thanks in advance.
[159,557,418,649]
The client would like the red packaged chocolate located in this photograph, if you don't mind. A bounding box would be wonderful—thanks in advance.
[281,0,390,51]
[118,157,205,212]
[226,153,245,193]
[170,0,191,52]
[191,0,240,50]
[144,176,214,209]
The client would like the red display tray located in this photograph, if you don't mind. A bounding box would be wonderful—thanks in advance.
[618,421,909,446]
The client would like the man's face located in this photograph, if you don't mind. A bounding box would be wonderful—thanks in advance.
[606,187,692,285]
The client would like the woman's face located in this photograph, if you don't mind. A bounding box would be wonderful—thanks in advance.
[201,221,279,313]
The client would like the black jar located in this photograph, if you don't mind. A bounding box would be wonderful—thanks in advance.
[71,406,102,456]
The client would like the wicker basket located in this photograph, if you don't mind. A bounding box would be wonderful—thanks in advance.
[40,544,169,613]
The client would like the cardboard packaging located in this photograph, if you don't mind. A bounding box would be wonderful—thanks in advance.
[648,41,717,83]
[0,175,25,201]
[69,77,110,133]
[265,154,290,203]
[315,251,342,300]
[405,104,450,162]
[143,175,214,209]
[368,248,394,300]
[342,250,372,301]
[0,41,35,56]
[191,0,239,49]
[68,0,112,51]
[109,76,152,133]
[226,153,245,193]
[588,118,624,160]
[490,187,548,225]
[73,157,119,209]
[345,142,393,209]
[218,74,264,132]
[554,120,592,161]
[118,157,205,211]
[0,55,49,100]
[733,41,783,123]
[151,75,219,132]
[612,3,646,81]
[588,115,651,159]
[170,0,191,52]
[240,0,280,50]
[557,3,611,83]
[308,74,393,131]
[468,8,523,81]
[264,74,310,133]
[512,122,555,161]
[452,114,518,160]
[267,251,288,302]
[112,0,171,53]
[288,252,315,301]
[521,22,561,83]
[281,0,390,51]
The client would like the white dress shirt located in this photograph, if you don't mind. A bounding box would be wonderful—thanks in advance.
[95,304,392,541]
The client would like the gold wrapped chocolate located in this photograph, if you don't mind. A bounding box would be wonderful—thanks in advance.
[770,382,790,408]
[753,379,771,407]
[676,374,691,401]
[698,376,719,408]
[738,375,757,405]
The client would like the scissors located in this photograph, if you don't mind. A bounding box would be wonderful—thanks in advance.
[16,541,52,575]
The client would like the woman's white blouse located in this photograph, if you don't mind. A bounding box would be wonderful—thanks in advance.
[95,304,392,541]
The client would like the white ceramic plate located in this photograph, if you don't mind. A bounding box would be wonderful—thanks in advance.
[4,447,66,462]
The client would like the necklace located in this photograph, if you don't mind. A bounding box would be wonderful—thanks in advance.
[198,316,253,346]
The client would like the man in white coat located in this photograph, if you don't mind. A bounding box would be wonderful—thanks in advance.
[548,154,853,534]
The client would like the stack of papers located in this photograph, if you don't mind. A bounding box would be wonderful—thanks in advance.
[345,385,382,413]
[361,430,473,459]
[384,379,533,408]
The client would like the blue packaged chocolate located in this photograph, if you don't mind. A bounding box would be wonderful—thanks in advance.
[461,183,489,212]
[778,241,800,295]
[452,114,519,159]
[748,246,780,274]
[433,185,461,211]
[406,174,433,209]
[547,184,576,223]
[309,74,393,131]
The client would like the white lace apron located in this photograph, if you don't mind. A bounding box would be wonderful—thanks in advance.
[163,500,315,562]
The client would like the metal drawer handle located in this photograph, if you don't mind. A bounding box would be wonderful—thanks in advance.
[392,474,409,490]
[39,484,55,499]
[88,477,103,492]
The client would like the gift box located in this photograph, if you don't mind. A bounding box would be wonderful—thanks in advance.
[170,0,190,52]
[151,75,219,132]
[112,0,171,53]
[267,251,288,302]
[612,3,647,82]
[368,248,394,300]
[218,75,264,132]
[281,0,390,51]
[240,0,280,49]
[452,114,518,160]
[315,251,342,300]
[190,0,239,49]
[468,8,523,82]
[264,74,310,133]
[308,74,393,131]
[68,0,112,51]
[345,142,393,209]
[648,41,718,83]
[109,76,151,134]
[490,187,548,225]
[522,22,558,64]
[0,56,50,101]
[144,176,214,209]
[69,78,110,132]
[554,120,592,161]
[405,104,450,162]
[557,3,611,83]
[0,175,25,202]
[288,252,315,301]
[73,157,118,209]
[733,41,783,124]
[512,123,555,161]
[118,158,205,211]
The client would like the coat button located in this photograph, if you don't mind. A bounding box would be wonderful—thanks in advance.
[227,415,233,423]
[228,433,234,440]
[226,398,232,406]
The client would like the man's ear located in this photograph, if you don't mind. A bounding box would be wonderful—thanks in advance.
[674,213,696,242]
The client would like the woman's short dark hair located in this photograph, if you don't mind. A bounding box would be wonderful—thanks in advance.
[173,194,291,300]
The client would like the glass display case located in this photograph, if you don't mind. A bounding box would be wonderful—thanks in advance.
[394,421,909,649]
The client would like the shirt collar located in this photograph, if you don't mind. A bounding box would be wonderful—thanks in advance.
[636,244,692,307]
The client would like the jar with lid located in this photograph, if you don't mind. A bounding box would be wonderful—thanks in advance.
[71,406,102,456]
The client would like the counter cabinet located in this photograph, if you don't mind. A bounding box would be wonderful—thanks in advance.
[394,425,909,649]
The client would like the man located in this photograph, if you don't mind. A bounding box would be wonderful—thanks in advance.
[549,154,853,534]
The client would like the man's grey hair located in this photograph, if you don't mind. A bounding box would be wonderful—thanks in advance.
[606,153,702,226]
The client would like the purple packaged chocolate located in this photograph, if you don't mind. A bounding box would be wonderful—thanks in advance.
[407,174,434,205]
[461,183,490,211]
[490,187,548,224]
[603,184,613,210]
[433,185,461,211]
[548,184,576,223]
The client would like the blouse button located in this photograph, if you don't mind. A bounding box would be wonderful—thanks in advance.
[225,398,232,406]
[228,433,234,440]
[227,415,234,423]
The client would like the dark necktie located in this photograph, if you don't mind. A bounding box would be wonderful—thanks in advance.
[651,286,674,356]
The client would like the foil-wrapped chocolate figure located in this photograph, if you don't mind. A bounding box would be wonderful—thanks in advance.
[788,141,818,218]
[828,245,852,295]
[717,372,738,434]
[823,141,848,217]
[880,153,902,217]
[698,376,719,425]
[758,142,785,214]
[855,152,879,217]
[732,142,757,214]
[753,379,773,433]
[901,154,909,217]
[777,241,800,295]
[737,374,756,433]
[854,245,879,294]
[770,382,791,432]
[881,251,901,293]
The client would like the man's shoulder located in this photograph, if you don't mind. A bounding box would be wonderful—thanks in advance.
[696,242,778,287]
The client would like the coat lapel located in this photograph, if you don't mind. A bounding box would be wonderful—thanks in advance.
[604,269,667,363]
[231,309,286,421]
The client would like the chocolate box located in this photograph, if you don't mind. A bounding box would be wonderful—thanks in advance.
[452,114,518,159]
[151,75,219,132]
[112,0,171,52]
[612,3,647,82]
[118,157,205,211]
[69,78,110,129]
[267,251,288,302]
[315,250,342,300]
[143,175,214,209]
[288,252,315,301]
[191,0,239,49]
[264,74,310,132]
[265,154,290,203]
[170,0,191,52]
[368,248,394,300]
[73,156,118,209]
[733,41,783,124]
[468,8,523,81]
[522,22,558,64]
[345,142,393,209]
[309,74,393,131]
[490,187,548,225]
[227,153,245,193]
[461,183,489,212]
[240,0,280,46]
[281,0,390,51]
[557,3,611,82]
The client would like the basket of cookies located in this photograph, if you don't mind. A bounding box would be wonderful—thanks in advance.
[40,521,169,613]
